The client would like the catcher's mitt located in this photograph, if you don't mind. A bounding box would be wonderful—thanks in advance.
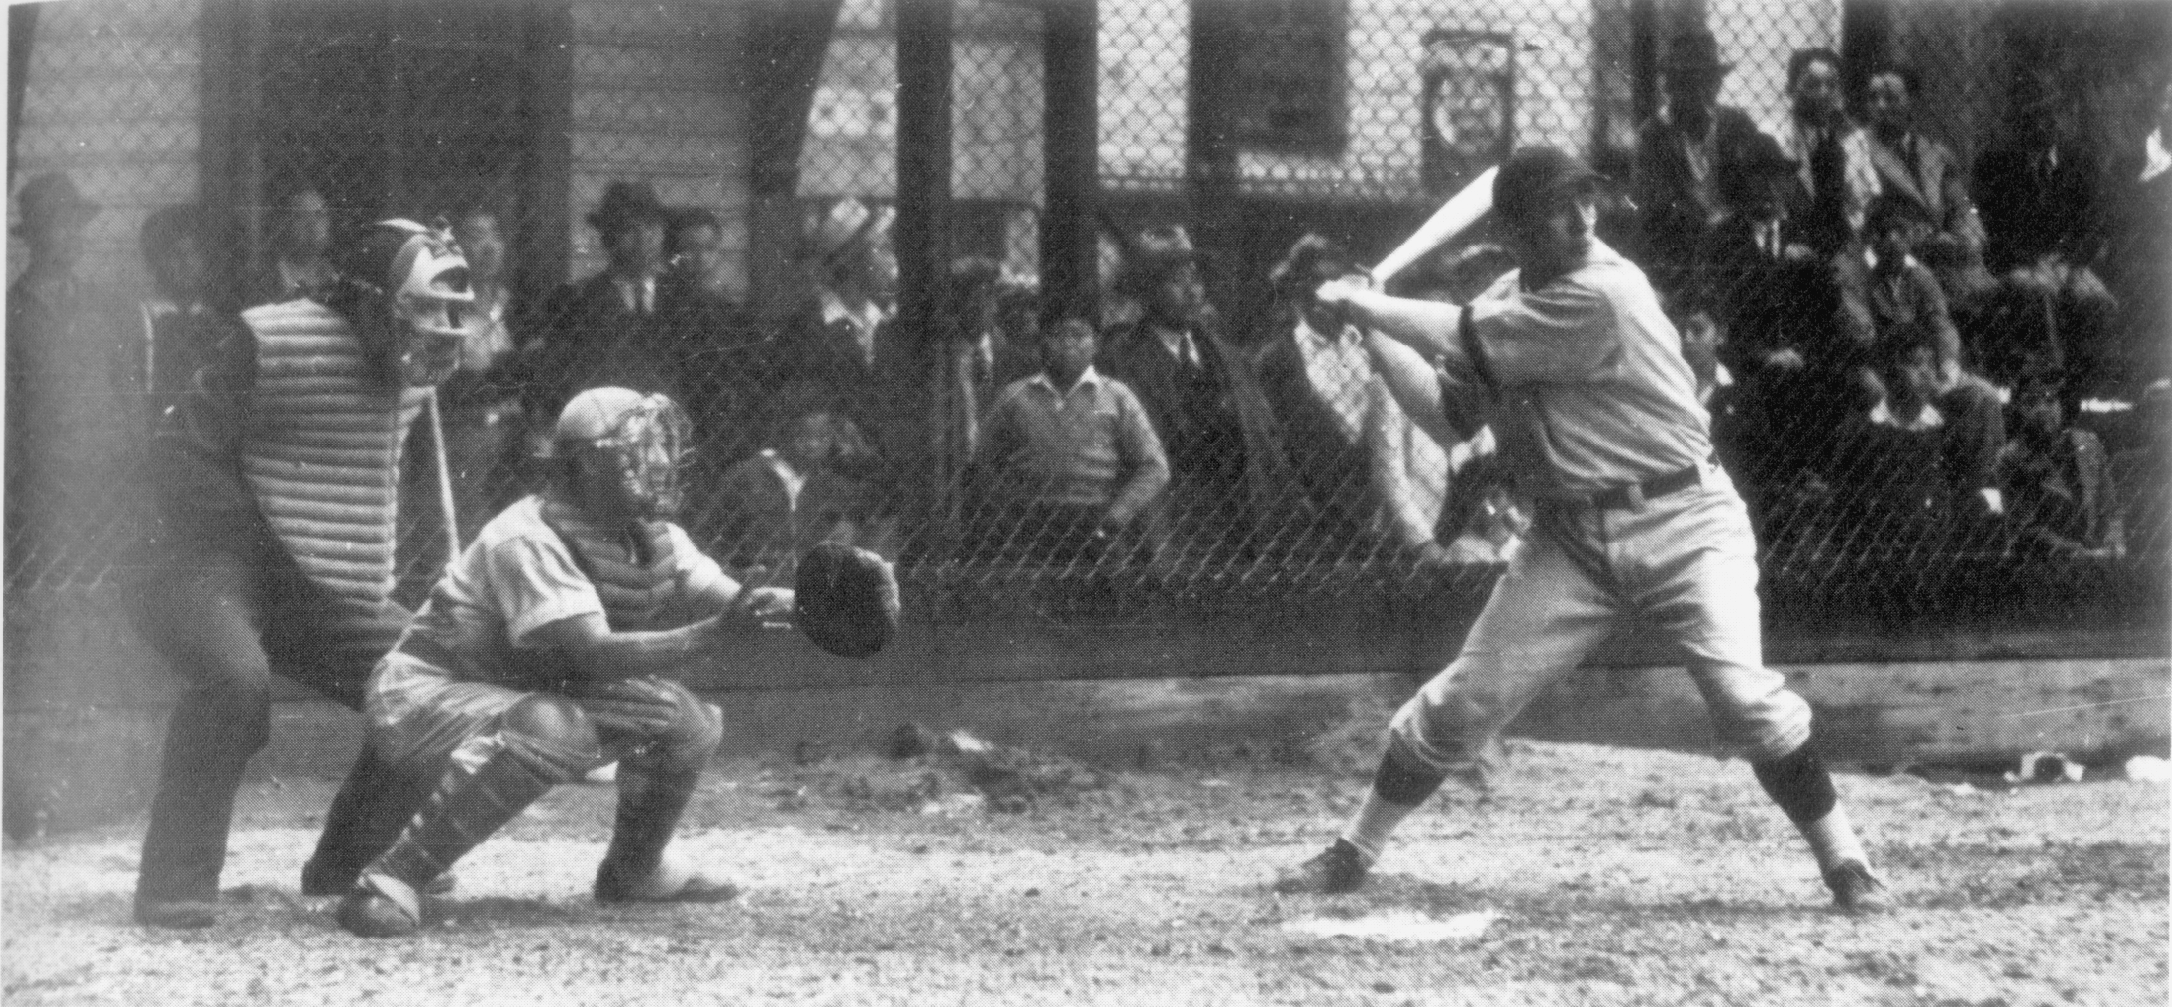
[794,542,900,659]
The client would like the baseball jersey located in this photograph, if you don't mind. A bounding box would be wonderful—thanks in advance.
[396,494,732,686]
[1458,240,1714,497]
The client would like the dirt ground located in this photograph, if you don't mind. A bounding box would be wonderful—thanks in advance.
[4,735,2165,1007]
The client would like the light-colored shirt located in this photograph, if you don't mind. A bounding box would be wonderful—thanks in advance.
[1456,240,1713,496]
[821,289,890,367]
[979,367,1169,520]
[399,495,731,685]
[1292,315,1371,443]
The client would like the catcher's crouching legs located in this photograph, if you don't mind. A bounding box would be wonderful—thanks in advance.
[591,680,733,904]
[337,695,604,938]
[301,742,443,897]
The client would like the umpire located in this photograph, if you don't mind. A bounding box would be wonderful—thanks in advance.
[127,220,474,928]
[1278,147,1890,913]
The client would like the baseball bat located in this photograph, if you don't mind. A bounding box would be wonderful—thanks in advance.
[1371,165,1497,287]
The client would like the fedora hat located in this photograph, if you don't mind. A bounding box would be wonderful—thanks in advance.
[13,172,99,236]
[586,181,670,235]
[1662,29,1733,79]
[803,197,894,265]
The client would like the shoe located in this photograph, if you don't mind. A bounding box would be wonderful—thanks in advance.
[1272,838,1373,895]
[302,859,455,898]
[1823,861,1893,915]
[336,875,423,938]
[594,851,740,905]
[134,898,221,929]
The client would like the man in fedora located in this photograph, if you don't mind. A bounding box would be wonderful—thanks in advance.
[515,181,702,465]
[1632,28,1780,299]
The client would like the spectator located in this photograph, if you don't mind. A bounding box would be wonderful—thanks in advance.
[1817,327,2007,555]
[2101,71,2172,398]
[1779,48,1881,258]
[250,186,338,306]
[1253,234,1450,563]
[663,207,740,307]
[660,207,763,463]
[1098,224,1253,562]
[1695,134,1873,492]
[709,409,890,584]
[135,204,241,425]
[930,258,1035,547]
[437,205,525,530]
[1859,62,1993,305]
[513,181,696,445]
[771,198,906,434]
[971,309,1168,568]
[1842,195,1987,411]
[6,172,130,579]
[1631,28,1777,296]
[1971,68,2118,399]
[1997,369,2121,558]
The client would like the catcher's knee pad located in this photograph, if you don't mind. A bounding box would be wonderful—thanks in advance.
[494,694,606,783]
[578,677,722,772]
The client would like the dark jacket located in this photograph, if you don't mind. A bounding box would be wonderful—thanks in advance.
[1632,106,1777,293]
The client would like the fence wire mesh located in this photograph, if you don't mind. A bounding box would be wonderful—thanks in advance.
[4,0,2165,680]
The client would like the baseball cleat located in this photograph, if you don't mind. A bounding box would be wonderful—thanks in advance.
[336,875,424,938]
[134,898,221,930]
[302,859,456,898]
[1822,861,1893,914]
[1272,838,1373,895]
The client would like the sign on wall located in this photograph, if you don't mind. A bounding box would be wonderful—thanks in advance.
[1420,29,1517,197]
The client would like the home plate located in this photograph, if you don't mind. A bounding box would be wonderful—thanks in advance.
[1280,910,1502,942]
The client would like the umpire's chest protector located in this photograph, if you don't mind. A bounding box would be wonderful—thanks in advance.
[238,300,429,607]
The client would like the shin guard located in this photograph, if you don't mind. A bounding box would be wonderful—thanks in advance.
[598,764,701,884]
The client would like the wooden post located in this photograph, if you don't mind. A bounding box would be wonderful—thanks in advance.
[742,0,846,320]
[1186,0,1241,310]
[895,0,954,350]
[1629,0,1659,128]
[897,0,956,556]
[1040,0,1098,318]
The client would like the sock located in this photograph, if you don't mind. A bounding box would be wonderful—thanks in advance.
[1339,791,1422,864]
[1751,743,1838,824]
[1798,804,1869,873]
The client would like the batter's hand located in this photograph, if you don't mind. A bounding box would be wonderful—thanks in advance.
[1314,276,1372,308]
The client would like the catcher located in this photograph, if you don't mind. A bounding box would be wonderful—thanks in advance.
[326,387,894,939]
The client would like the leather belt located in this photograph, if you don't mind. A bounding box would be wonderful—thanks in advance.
[391,633,466,671]
[1569,461,1710,511]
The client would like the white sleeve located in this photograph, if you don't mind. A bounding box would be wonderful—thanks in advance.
[667,522,739,601]
[483,534,606,648]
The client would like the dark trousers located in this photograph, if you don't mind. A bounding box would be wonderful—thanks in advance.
[126,540,407,905]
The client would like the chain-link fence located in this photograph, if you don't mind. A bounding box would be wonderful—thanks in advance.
[6,0,2167,706]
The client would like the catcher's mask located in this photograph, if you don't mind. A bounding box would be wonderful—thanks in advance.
[340,218,474,386]
[553,387,692,521]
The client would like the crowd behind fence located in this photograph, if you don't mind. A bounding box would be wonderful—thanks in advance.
[4,0,2167,656]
